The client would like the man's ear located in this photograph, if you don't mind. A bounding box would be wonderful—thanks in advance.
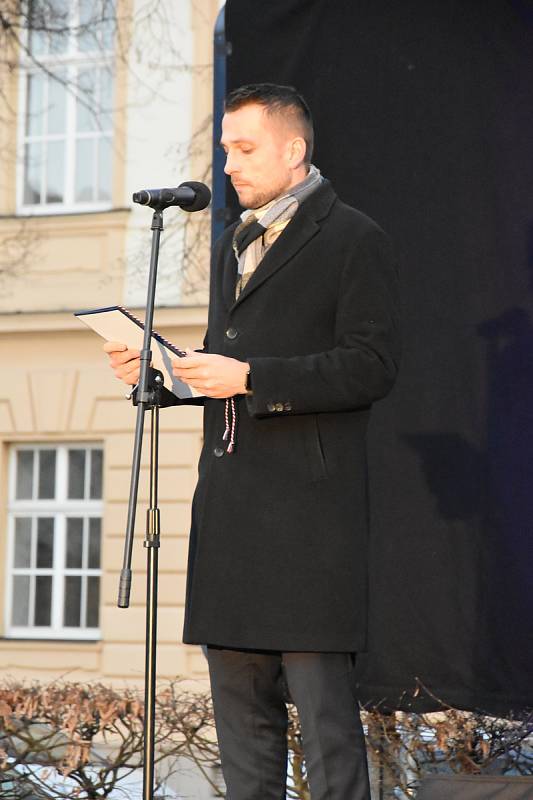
[289,136,307,169]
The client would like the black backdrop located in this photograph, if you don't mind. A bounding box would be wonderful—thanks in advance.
[223,0,533,715]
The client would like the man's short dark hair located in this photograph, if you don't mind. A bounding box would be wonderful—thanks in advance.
[224,83,314,164]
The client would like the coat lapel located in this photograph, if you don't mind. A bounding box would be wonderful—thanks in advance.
[222,237,238,310]
[228,181,337,311]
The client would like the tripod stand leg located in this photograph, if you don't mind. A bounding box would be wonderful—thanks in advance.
[143,405,160,800]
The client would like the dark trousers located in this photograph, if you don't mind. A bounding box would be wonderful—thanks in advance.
[206,647,371,800]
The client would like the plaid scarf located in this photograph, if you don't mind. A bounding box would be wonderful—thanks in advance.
[232,164,323,297]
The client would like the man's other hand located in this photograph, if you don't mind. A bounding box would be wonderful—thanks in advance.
[172,350,249,398]
[103,341,141,385]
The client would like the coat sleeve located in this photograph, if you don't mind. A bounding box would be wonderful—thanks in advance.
[245,226,401,417]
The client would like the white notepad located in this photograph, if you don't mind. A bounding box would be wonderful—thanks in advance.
[74,305,203,399]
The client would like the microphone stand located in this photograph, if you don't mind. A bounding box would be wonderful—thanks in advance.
[117,207,166,800]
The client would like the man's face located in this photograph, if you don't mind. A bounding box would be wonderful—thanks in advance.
[220,103,297,209]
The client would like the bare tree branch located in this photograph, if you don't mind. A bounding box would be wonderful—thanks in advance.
[1,679,531,799]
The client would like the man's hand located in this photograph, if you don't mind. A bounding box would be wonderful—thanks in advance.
[103,341,141,385]
[173,350,249,398]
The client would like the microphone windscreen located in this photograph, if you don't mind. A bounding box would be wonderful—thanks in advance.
[179,181,211,212]
[132,190,150,205]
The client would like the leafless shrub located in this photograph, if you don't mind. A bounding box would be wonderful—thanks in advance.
[0,678,221,798]
[1,679,530,799]
[364,698,533,798]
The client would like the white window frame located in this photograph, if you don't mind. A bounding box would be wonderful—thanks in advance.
[16,1,115,216]
[5,444,103,640]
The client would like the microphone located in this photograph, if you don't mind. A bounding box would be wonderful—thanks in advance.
[132,181,211,211]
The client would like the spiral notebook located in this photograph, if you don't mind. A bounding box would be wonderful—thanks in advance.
[74,305,203,399]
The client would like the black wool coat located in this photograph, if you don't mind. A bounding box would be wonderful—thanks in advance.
[181,180,401,652]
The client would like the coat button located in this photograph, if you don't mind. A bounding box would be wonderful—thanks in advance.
[275,402,284,412]
[225,327,238,340]
[267,402,276,412]
[213,447,224,458]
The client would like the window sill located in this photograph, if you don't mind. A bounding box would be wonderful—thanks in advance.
[3,206,131,220]
[0,636,101,646]
[6,631,103,642]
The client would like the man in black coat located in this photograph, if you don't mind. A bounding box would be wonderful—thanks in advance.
[106,84,401,800]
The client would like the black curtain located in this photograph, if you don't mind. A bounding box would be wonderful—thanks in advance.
[224,0,533,715]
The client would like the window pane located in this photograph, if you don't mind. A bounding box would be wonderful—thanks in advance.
[88,518,101,568]
[34,576,52,626]
[38,449,56,499]
[16,450,34,500]
[75,138,95,202]
[66,517,84,568]
[29,29,47,58]
[100,2,115,52]
[99,67,114,130]
[14,517,33,568]
[48,0,70,56]
[76,70,97,133]
[87,576,100,627]
[64,576,82,627]
[68,450,86,499]
[26,73,44,137]
[37,518,54,568]
[45,140,65,203]
[97,137,112,202]
[79,0,116,53]
[89,450,103,499]
[48,74,67,135]
[12,576,31,626]
[78,0,100,52]
[23,142,43,205]
[28,1,49,56]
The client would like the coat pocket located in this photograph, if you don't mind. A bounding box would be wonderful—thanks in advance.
[303,414,328,482]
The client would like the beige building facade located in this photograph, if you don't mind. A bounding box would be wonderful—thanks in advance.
[0,0,221,688]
